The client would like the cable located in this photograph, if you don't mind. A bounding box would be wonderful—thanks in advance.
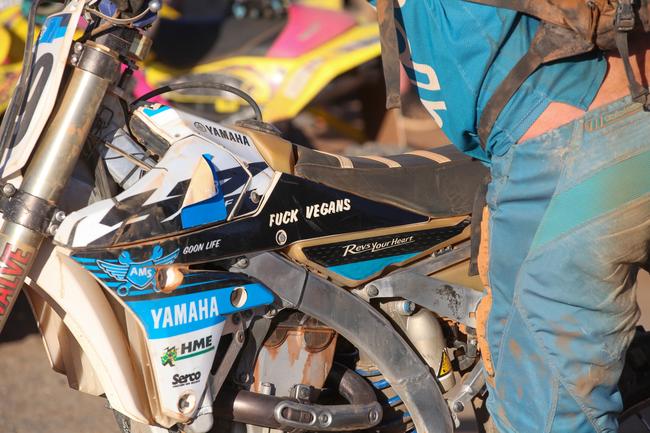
[86,4,153,25]
[130,81,263,121]
[0,0,43,165]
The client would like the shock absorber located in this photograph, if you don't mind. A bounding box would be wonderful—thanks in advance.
[355,360,415,433]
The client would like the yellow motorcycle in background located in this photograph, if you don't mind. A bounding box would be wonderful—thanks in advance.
[144,0,385,143]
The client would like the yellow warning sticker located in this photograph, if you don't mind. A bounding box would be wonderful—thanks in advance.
[438,351,452,377]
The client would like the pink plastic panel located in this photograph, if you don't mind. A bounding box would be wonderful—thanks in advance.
[267,4,356,58]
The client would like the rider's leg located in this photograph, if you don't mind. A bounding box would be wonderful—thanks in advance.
[478,96,650,433]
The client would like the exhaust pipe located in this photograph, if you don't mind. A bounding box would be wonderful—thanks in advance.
[215,364,382,431]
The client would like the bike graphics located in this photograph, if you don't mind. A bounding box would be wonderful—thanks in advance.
[8,3,648,433]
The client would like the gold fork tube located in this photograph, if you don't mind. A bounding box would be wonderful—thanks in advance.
[0,46,117,333]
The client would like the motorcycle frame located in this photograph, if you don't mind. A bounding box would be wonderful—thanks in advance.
[0,3,484,433]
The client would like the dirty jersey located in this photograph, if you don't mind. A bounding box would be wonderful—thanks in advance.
[372,0,607,161]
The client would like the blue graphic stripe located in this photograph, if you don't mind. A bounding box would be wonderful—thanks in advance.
[387,395,402,406]
[126,283,274,339]
[328,253,420,280]
[181,154,227,229]
[39,15,68,43]
[532,150,650,249]
[355,369,382,377]
[371,379,390,390]
[143,105,170,116]
[74,257,103,263]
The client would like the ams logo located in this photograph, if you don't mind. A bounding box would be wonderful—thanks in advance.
[97,246,179,297]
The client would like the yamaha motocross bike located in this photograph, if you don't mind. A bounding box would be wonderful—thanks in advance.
[1,1,650,433]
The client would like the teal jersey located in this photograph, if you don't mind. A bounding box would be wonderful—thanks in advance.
[373,1,607,161]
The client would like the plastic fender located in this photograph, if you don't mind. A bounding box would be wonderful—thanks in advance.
[144,24,380,122]
[27,245,151,424]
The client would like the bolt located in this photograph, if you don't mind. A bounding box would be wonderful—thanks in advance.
[236,331,245,344]
[299,387,310,399]
[178,393,196,414]
[264,307,278,318]
[453,401,465,413]
[260,382,274,395]
[366,285,379,297]
[238,372,250,383]
[148,0,162,12]
[399,300,416,316]
[275,229,287,246]
[73,42,83,54]
[368,409,380,423]
[54,210,66,222]
[70,54,79,65]
[2,183,16,197]
[234,256,249,269]
[250,191,262,204]
[47,225,58,236]
[318,413,330,426]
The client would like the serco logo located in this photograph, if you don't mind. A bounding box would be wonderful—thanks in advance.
[172,371,202,387]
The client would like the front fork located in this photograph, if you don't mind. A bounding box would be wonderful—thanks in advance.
[0,43,120,332]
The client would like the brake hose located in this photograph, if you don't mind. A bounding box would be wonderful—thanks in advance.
[130,81,264,122]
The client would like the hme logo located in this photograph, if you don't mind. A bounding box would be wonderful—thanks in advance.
[161,335,215,367]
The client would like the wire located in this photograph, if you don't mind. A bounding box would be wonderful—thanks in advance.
[130,82,263,121]
[86,4,153,25]
[0,0,43,165]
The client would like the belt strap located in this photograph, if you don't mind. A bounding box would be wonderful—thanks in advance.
[377,0,402,110]
[478,23,594,148]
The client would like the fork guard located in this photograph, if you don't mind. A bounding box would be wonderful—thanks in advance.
[236,252,455,433]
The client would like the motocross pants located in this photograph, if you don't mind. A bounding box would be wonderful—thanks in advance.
[477,95,650,433]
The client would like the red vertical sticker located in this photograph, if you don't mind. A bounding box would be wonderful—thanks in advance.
[0,243,33,316]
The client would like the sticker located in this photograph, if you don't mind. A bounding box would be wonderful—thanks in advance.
[127,283,274,339]
[268,199,352,228]
[269,209,299,227]
[305,199,351,219]
[342,235,415,257]
[161,335,215,367]
[438,351,452,377]
[97,246,180,297]
[0,242,33,316]
[182,239,222,255]
[193,121,251,146]
[172,371,202,388]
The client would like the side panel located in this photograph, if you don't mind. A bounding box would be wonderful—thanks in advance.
[26,244,151,424]
[289,216,471,286]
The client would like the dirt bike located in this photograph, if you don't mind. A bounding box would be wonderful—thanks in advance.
[0,2,649,433]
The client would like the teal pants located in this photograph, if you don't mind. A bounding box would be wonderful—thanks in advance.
[483,96,650,433]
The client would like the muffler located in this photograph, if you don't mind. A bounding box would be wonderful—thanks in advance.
[215,364,382,431]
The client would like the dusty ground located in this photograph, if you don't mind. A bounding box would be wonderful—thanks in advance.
[1,272,649,433]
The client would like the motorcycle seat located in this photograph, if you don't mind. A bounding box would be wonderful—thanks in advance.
[293,145,489,218]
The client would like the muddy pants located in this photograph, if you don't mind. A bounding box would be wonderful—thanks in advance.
[478,96,650,433]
